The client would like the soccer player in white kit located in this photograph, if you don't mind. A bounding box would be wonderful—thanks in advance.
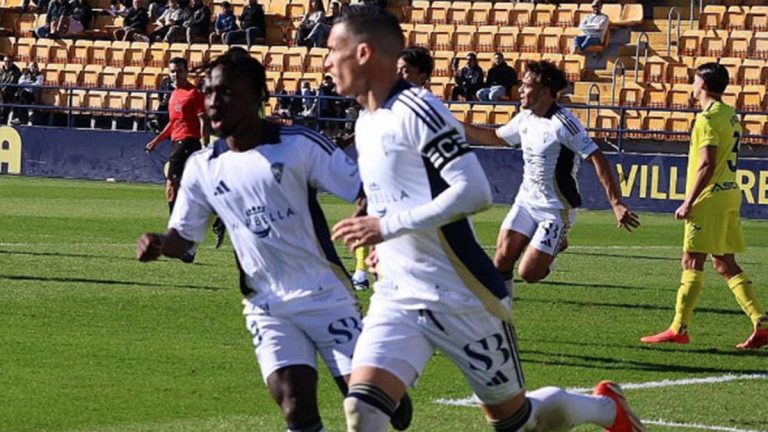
[135,49,412,432]
[326,6,645,432]
[464,60,640,293]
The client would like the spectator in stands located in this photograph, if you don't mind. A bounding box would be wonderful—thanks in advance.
[166,0,210,43]
[573,0,609,54]
[113,0,150,41]
[317,74,340,131]
[222,0,265,47]
[362,0,386,11]
[149,0,184,42]
[22,0,49,13]
[450,52,484,101]
[12,62,43,125]
[0,55,21,124]
[209,1,237,44]
[327,1,341,24]
[476,52,518,101]
[296,0,329,48]
[300,80,316,116]
[397,46,433,88]
[50,0,91,37]
[34,0,69,38]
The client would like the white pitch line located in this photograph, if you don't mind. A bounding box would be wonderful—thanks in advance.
[433,373,768,407]
[643,420,766,432]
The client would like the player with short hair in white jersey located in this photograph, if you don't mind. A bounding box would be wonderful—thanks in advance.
[326,6,645,432]
[464,60,640,294]
[135,48,412,432]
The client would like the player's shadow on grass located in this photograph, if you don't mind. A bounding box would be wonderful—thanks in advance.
[522,297,745,317]
[0,249,217,266]
[571,251,679,262]
[0,274,224,291]
[532,280,644,290]
[521,349,767,374]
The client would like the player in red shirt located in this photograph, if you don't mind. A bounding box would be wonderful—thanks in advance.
[146,57,209,216]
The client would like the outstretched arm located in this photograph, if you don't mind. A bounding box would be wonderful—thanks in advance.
[587,150,640,232]
[462,122,508,147]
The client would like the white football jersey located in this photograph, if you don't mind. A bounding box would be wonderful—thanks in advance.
[496,104,599,211]
[169,123,361,315]
[355,81,509,320]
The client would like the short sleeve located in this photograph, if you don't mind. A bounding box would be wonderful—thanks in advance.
[694,114,719,149]
[306,134,362,203]
[557,112,599,159]
[167,157,213,243]
[495,114,522,148]
[194,90,205,116]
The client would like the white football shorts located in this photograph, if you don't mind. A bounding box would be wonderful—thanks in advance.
[243,299,362,382]
[501,203,576,256]
[352,299,525,405]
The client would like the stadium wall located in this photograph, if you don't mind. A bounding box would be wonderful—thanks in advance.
[1,126,767,219]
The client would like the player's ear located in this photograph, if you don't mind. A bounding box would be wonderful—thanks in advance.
[357,42,371,65]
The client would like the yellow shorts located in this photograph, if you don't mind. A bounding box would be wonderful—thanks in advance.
[683,199,745,255]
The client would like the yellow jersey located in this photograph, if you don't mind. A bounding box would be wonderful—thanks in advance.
[687,100,742,208]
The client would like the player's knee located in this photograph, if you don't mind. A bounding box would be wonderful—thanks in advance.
[494,251,516,274]
[518,266,545,284]
[343,394,391,432]
[279,395,316,426]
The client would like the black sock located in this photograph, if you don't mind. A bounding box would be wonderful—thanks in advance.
[287,419,323,432]
[489,398,532,432]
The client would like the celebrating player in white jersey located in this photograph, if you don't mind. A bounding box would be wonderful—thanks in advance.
[135,49,411,432]
[464,60,640,293]
[326,6,645,432]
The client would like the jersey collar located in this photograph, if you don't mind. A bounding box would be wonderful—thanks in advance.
[208,122,282,159]
[382,79,414,109]
[542,103,561,119]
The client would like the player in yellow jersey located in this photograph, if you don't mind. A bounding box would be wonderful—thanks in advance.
[641,63,768,349]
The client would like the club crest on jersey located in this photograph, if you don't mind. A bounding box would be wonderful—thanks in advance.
[271,163,284,184]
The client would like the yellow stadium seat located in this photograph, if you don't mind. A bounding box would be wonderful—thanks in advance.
[81,64,100,88]
[188,43,208,68]
[284,47,307,72]
[167,43,189,63]
[738,85,766,112]
[666,113,694,141]
[426,77,447,99]
[249,45,269,63]
[268,0,288,15]
[539,27,562,54]
[701,30,726,57]
[41,64,62,86]
[617,4,643,26]
[61,64,83,87]
[553,4,576,28]
[447,1,471,25]
[642,84,667,108]
[71,40,92,65]
[724,6,747,31]
[751,32,768,59]
[494,28,518,53]
[667,84,693,109]
[305,47,328,73]
[99,66,121,88]
[431,51,453,78]
[285,2,305,22]
[453,25,475,52]
[562,54,583,83]
[48,40,70,65]
[618,84,642,107]
[408,24,432,48]
[82,90,107,115]
[35,39,58,65]
[666,62,690,84]
[679,30,704,56]
[489,2,514,26]
[125,42,148,67]
[475,25,497,53]
[207,44,229,62]
[265,71,281,95]
[430,24,455,51]
[510,3,533,28]
[722,87,738,107]
[559,27,581,55]
[746,6,768,32]
[15,37,35,63]
[476,51,494,71]
[467,2,490,26]
[622,110,643,139]
[138,67,162,90]
[741,114,768,145]
[408,0,429,24]
[107,41,130,68]
[146,42,169,68]
[699,5,726,30]
[517,27,540,53]
[17,13,41,37]
[467,105,492,126]
[427,1,451,25]
[725,30,751,58]
[594,110,619,139]
[541,53,563,68]
[126,92,148,115]
[91,40,111,65]
[281,71,302,93]
[489,104,516,125]
[641,113,667,140]
[105,91,127,116]
[120,66,142,89]
[531,3,555,27]
[719,58,741,83]
[738,59,766,86]
[642,56,666,83]
[448,103,467,122]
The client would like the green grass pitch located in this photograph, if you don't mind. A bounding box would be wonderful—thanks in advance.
[1,176,766,432]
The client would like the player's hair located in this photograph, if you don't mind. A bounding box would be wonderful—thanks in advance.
[525,60,569,98]
[220,1,231,7]
[335,4,404,59]
[200,47,268,103]
[169,57,188,71]
[399,46,434,78]
[695,62,729,95]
